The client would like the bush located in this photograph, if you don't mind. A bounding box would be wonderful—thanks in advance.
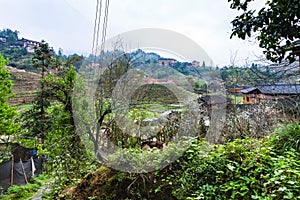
[160,136,300,199]
[271,123,300,152]
[56,124,300,200]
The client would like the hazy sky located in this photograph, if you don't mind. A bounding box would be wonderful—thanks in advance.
[0,0,265,66]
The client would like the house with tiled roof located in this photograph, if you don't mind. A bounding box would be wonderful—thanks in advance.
[241,84,300,104]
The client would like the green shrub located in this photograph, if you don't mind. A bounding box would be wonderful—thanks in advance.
[159,137,300,199]
[53,123,300,200]
[271,123,300,152]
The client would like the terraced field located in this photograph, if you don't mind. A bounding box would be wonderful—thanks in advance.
[4,66,41,106]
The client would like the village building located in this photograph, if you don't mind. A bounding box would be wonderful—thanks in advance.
[241,84,300,104]
[158,58,177,66]
[18,38,40,53]
[192,60,200,67]
[0,37,40,52]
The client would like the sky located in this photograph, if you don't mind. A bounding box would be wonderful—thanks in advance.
[0,0,265,66]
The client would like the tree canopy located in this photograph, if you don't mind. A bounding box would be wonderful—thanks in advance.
[228,0,300,62]
[0,54,20,136]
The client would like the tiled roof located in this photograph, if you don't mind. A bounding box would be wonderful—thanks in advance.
[241,84,300,95]
[240,87,258,94]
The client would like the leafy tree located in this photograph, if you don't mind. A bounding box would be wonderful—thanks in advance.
[18,48,90,197]
[220,66,252,86]
[228,0,300,62]
[20,41,59,142]
[0,54,20,137]
[32,40,59,78]
[43,59,86,155]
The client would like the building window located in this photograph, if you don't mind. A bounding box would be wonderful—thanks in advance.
[246,97,250,102]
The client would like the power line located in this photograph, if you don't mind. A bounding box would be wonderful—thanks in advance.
[92,0,103,56]
[101,0,110,54]
[92,0,110,56]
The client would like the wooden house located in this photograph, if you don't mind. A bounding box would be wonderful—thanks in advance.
[241,84,300,104]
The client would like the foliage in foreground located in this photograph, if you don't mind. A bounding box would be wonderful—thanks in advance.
[38,104,97,199]
[163,123,300,200]
[228,0,300,63]
[0,174,50,200]
[14,42,96,199]
[0,53,20,138]
[59,122,300,200]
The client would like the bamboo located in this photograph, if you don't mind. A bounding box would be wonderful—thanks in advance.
[19,158,28,184]
[10,156,14,185]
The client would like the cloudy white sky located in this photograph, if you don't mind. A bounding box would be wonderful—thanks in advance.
[0,0,265,66]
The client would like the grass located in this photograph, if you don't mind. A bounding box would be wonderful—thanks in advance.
[14,104,33,112]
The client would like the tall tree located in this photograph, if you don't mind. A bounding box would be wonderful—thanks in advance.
[20,41,59,142]
[43,58,79,127]
[32,41,57,117]
[228,0,300,62]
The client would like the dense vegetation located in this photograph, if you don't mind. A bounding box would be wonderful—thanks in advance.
[0,43,299,199]
[0,54,20,137]
[0,2,300,196]
[56,123,300,199]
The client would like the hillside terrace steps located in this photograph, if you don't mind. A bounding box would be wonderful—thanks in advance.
[4,66,41,106]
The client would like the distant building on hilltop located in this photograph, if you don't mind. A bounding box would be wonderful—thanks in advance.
[192,60,200,67]
[158,58,177,66]
[0,37,40,53]
[18,38,40,53]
